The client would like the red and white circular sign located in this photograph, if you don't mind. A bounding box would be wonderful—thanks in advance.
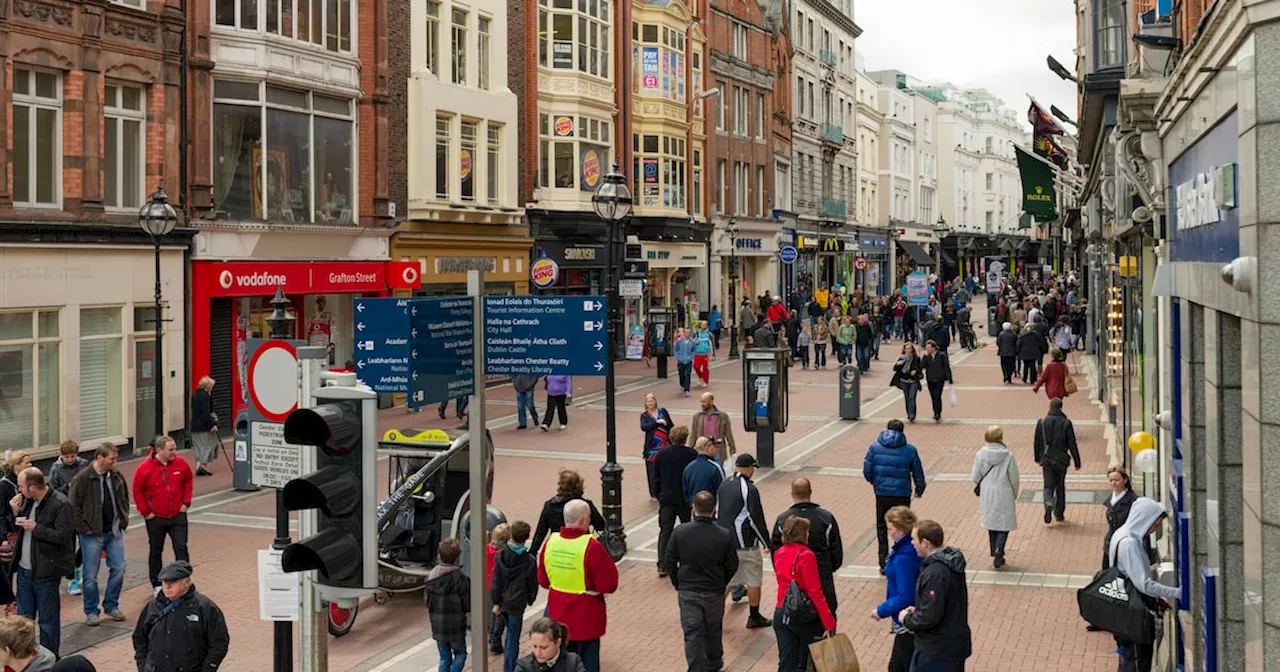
[853,257,868,271]
[248,341,299,422]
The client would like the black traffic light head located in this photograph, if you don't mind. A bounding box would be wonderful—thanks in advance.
[279,396,377,589]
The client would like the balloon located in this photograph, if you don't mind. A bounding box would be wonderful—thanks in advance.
[1128,431,1155,454]
[1134,448,1159,474]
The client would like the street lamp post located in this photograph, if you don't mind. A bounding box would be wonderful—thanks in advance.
[726,219,740,359]
[592,164,633,542]
[935,214,948,278]
[138,185,178,440]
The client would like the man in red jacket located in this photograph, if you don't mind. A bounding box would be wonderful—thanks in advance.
[131,436,193,593]
[537,499,619,672]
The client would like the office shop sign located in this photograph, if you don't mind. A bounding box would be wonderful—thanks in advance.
[1168,111,1239,264]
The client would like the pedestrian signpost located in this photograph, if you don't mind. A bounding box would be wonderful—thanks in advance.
[409,297,476,406]
[250,422,302,489]
[483,295,608,376]
[352,298,412,393]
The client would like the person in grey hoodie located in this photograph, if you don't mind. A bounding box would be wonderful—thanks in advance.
[1108,498,1180,672]
[512,375,541,429]
[49,441,89,496]
[0,614,58,672]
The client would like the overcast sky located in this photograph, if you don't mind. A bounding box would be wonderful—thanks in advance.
[854,0,1078,132]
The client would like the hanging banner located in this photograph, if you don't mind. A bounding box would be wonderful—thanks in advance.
[906,271,929,307]
[625,325,645,360]
[1015,146,1057,222]
[641,47,659,91]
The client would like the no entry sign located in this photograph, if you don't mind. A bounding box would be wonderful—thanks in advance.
[247,340,300,421]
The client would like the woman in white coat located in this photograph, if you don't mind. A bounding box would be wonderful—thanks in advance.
[972,425,1020,568]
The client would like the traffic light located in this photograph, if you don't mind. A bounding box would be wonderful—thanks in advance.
[281,391,377,590]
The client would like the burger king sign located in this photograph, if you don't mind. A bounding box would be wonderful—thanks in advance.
[530,257,559,289]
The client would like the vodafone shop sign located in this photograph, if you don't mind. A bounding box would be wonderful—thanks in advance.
[197,261,388,297]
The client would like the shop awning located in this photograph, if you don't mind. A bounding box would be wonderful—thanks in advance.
[940,249,956,265]
[1015,238,1031,254]
[897,240,934,266]
[998,238,1017,253]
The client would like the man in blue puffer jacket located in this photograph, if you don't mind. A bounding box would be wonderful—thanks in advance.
[863,419,927,573]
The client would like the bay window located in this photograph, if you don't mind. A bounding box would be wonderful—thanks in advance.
[634,22,685,103]
[692,52,703,117]
[211,81,355,225]
[221,0,351,52]
[692,150,701,216]
[633,134,684,210]
[537,113,611,191]
[538,0,609,78]
[104,84,146,210]
[0,311,60,454]
[12,68,61,208]
[80,308,123,442]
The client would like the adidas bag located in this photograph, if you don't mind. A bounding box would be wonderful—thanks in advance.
[1077,566,1157,644]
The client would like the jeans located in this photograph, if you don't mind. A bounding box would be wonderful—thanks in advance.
[678,590,726,672]
[567,638,601,672]
[1000,356,1017,383]
[927,380,946,419]
[773,608,823,672]
[542,395,568,427]
[889,632,915,672]
[856,345,872,372]
[873,334,882,358]
[501,611,523,672]
[1116,637,1154,672]
[894,316,904,338]
[80,531,126,616]
[1042,464,1068,521]
[678,362,693,392]
[902,382,920,419]
[515,390,539,428]
[435,640,466,672]
[987,530,1009,557]
[909,649,966,672]
[657,503,691,571]
[838,343,853,365]
[813,343,827,368]
[875,495,912,569]
[798,346,809,368]
[16,567,60,655]
[145,513,190,587]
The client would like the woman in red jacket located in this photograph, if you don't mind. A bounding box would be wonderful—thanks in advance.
[1032,348,1070,400]
[772,516,837,672]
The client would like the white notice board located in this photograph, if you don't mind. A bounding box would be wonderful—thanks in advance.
[250,422,302,490]
[258,548,300,622]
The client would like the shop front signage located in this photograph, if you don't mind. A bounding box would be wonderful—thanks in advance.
[1169,111,1239,263]
[535,241,621,269]
[643,243,706,269]
[859,235,889,249]
[530,257,560,289]
[621,260,649,280]
[197,260,388,298]
[736,238,763,249]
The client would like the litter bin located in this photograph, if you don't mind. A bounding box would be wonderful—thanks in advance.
[838,364,860,420]
[232,411,259,492]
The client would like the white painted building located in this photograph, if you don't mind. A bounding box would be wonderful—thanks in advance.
[914,94,938,229]
[874,84,914,226]
[853,65,881,230]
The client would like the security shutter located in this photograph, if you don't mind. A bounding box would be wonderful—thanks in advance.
[209,299,234,438]
[79,308,122,441]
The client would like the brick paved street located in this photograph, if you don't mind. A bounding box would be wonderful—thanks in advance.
[65,321,1125,671]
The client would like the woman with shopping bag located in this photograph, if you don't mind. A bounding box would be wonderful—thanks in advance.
[772,516,836,672]
[921,340,953,423]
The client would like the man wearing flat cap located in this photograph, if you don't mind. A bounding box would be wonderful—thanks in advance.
[132,561,229,672]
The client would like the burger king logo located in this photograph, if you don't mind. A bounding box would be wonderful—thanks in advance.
[218,270,234,289]
[554,116,574,137]
[582,150,601,189]
[530,258,559,289]
[460,150,473,180]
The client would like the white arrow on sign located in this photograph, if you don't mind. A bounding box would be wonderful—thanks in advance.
[593,301,603,311]
[356,341,374,351]
[356,360,365,369]
[593,321,603,331]
[412,370,419,380]
[411,327,419,337]
[356,303,366,313]
[594,341,603,351]
[412,349,419,358]
[356,322,366,331]
[411,305,418,316]
[594,361,604,372]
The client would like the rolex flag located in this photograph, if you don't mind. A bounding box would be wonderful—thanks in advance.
[1016,146,1057,222]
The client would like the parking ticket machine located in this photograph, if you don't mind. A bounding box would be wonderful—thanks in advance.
[649,308,676,378]
[742,347,789,467]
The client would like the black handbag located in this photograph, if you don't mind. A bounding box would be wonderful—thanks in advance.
[781,554,819,624]
[1076,565,1157,644]
[974,463,996,497]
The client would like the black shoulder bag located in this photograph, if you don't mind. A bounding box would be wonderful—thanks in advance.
[781,553,819,624]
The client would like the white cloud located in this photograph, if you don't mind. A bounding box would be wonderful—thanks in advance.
[854,0,1079,131]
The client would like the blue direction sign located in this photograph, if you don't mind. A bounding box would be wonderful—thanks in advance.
[409,298,475,406]
[352,298,412,392]
[483,295,607,376]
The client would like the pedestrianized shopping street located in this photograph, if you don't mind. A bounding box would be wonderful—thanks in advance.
[58,319,1121,671]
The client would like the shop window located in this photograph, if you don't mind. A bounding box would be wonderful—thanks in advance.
[80,308,124,442]
[212,82,354,224]
[104,83,146,210]
[132,305,165,444]
[12,68,61,208]
[0,311,60,453]
[538,0,609,77]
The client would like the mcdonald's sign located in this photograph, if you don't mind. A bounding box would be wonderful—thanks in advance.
[821,239,846,253]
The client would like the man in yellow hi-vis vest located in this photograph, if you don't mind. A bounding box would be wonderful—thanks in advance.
[537,499,619,672]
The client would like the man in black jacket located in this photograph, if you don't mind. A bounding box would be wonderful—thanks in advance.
[900,520,971,671]
[133,561,230,672]
[854,314,876,373]
[769,477,843,617]
[716,454,771,629]
[666,491,738,672]
[655,426,698,577]
[68,443,131,626]
[10,468,75,655]
[752,319,777,348]
[996,322,1018,384]
[1034,397,1081,525]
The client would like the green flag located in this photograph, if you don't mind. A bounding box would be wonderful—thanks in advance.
[1015,146,1057,222]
